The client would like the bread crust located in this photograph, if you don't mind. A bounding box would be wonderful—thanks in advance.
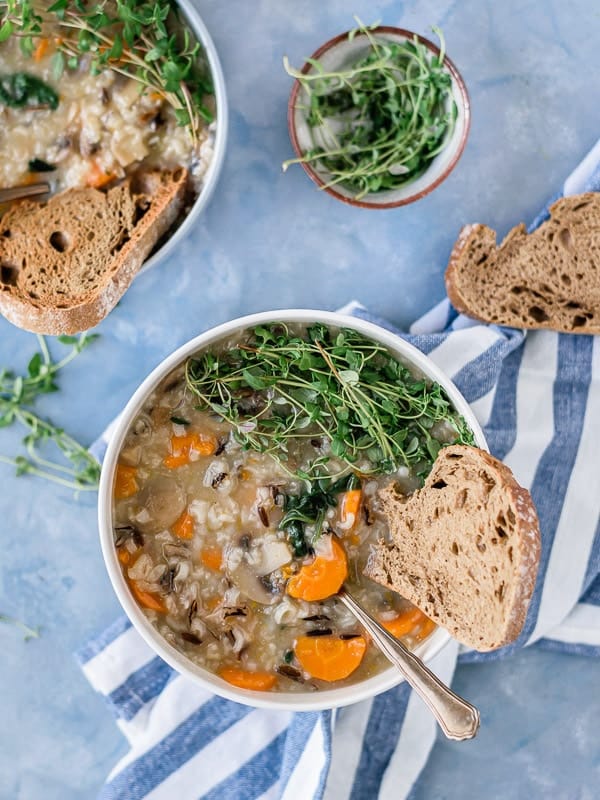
[0,169,187,334]
[365,445,541,651]
[444,194,600,334]
[444,223,493,322]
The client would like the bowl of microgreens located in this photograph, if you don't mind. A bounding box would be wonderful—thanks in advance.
[98,309,486,710]
[284,21,470,208]
[0,0,227,273]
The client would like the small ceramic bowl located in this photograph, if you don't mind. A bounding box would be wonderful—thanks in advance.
[98,310,487,711]
[287,27,470,209]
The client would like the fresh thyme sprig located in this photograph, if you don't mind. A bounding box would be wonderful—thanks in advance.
[0,332,101,491]
[0,0,213,143]
[0,612,40,640]
[283,20,457,199]
[185,323,474,482]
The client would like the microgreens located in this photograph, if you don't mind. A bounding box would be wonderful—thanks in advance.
[0,332,101,492]
[185,323,474,483]
[283,19,457,199]
[0,0,213,143]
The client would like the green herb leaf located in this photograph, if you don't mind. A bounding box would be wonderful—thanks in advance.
[0,333,101,492]
[28,158,56,173]
[27,352,42,378]
[0,72,59,109]
[170,415,190,426]
[0,19,13,41]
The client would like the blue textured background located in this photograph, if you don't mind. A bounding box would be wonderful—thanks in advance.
[1,1,600,797]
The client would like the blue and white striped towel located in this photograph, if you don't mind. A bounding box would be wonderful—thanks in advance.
[79,139,600,800]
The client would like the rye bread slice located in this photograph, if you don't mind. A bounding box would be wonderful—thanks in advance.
[445,193,600,333]
[0,168,187,334]
[364,445,541,651]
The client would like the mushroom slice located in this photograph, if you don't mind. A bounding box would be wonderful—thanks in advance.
[134,476,186,533]
[252,539,292,577]
[223,545,277,605]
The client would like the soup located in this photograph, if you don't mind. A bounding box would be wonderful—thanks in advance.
[112,323,474,692]
[0,3,214,200]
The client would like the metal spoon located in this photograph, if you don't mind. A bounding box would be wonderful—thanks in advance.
[338,586,480,741]
[0,182,50,204]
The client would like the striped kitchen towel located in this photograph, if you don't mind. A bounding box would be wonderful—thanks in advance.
[79,139,600,800]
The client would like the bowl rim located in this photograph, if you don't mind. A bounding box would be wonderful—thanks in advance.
[140,0,229,273]
[98,309,487,711]
[287,26,471,210]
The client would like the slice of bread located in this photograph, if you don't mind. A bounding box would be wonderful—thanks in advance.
[0,168,187,334]
[364,445,541,651]
[445,193,600,333]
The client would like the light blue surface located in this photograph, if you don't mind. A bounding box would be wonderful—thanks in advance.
[1,1,599,798]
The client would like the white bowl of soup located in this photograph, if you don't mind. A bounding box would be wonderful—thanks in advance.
[0,0,227,274]
[98,310,486,710]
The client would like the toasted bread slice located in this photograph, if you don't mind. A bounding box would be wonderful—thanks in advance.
[364,445,541,651]
[0,168,187,334]
[445,193,600,333]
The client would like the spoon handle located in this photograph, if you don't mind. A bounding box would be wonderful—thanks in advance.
[0,182,50,204]
[338,588,480,741]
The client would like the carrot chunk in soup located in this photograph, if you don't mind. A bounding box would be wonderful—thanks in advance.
[128,580,167,613]
[295,636,366,681]
[163,433,217,468]
[414,616,437,642]
[219,667,277,691]
[114,464,139,499]
[287,537,348,602]
[171,511,195,540]
[200,547,223,571]
[382,607,428,639]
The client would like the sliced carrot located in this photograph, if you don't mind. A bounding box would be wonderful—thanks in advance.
[295,636,366,682]
[206,596,221,611]
[86,161,115,189]
[218,667,277,691]
[163,432,217,468]
[129,580,167,613]
[118,545,141,568]
[200,547,223,571]
[171,511,195,540]
[33,37,50,62]
[339,489,362,530]
[114,464,138,499]
[382,607,427,639]
[287,537,348,602]
[414,616,437,642]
